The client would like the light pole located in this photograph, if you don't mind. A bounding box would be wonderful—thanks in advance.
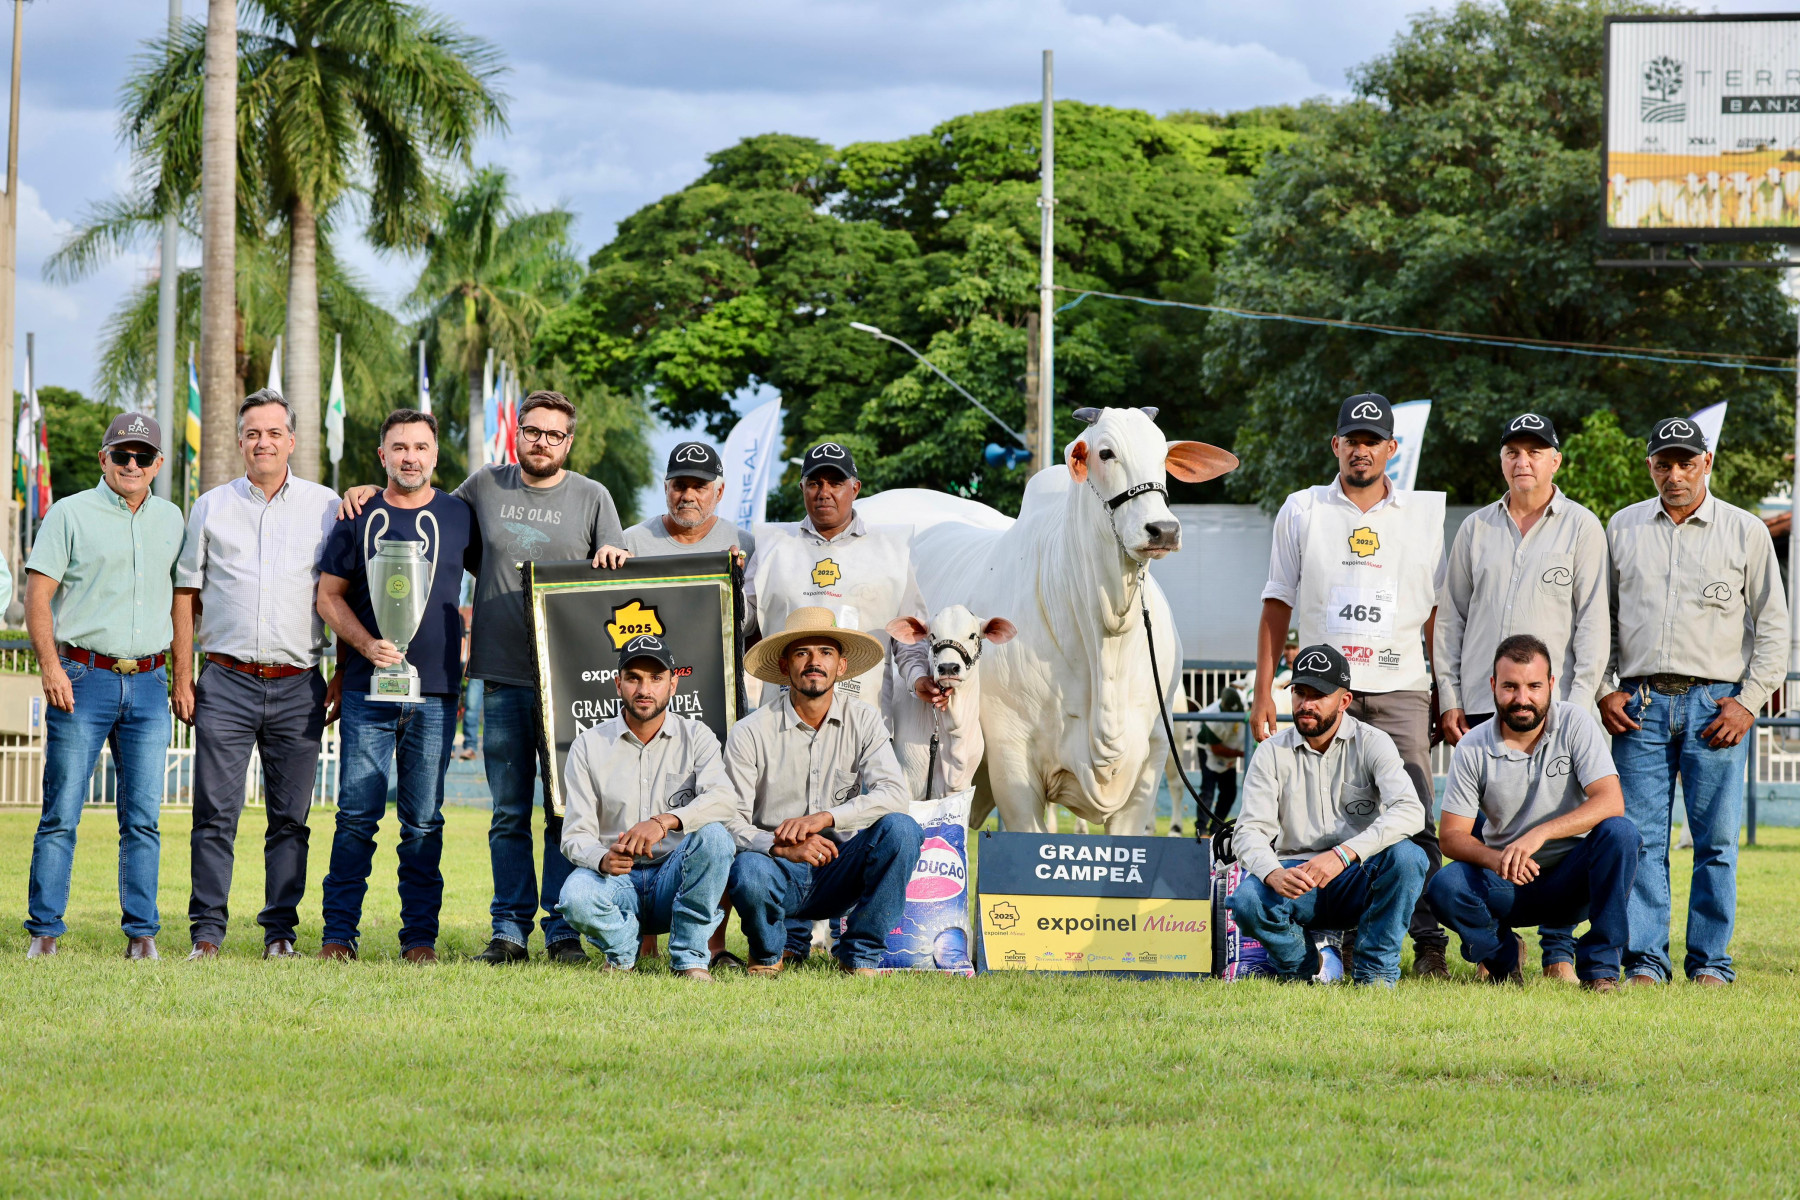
[848,322,1030,451]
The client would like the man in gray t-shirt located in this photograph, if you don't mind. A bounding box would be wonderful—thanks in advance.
[1429,633,1640,989]
[619,441,755,561]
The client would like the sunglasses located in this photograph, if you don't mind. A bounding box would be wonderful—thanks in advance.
[108,449,159,468]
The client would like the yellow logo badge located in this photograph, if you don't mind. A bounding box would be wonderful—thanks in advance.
[385,576,410,599]
[606,601,664,650]
[811,558,841,588]
[1347,527,1380,558]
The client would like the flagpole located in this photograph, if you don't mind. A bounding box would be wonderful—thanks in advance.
[21,328,31,553]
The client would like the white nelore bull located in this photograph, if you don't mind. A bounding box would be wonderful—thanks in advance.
[859,407,1237,833]
[886,605,1017,800]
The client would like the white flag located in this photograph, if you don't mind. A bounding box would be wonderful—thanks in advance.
[722,395,784,529]
[1690,400,1728,460]
[267,335,283,396]
[326,333,345,465]
[14,350,31,464]
[1385,399,1433,491]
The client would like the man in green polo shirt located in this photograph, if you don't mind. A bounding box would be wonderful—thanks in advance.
[22,412,186,960]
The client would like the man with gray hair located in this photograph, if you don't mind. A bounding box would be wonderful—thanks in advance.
[172,390,340,959]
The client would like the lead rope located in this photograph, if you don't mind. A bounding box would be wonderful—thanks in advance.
[925,711,942,802]
[1140,577,1231,844]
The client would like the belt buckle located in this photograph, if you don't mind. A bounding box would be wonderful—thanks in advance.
[114,658,140,675]
[1650,674,1691,696]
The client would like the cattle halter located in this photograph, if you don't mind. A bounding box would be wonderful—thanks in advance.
[931,637,980,669]
[1102,480,1167,511]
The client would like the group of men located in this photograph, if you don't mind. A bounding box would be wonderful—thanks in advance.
[1231,394,1785,988]
[19,390,935,980]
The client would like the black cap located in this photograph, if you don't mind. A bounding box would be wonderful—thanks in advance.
[1289,644,1352,695]
[103,411,163,454]
[1501,412,1560,449]
[617,633,676,673]
[665,441,723,482]
[1336,393,1394,439]
[1646,416,1710,457]
[800,441,858,480]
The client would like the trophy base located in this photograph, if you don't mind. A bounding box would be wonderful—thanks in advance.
[367,672,425,704]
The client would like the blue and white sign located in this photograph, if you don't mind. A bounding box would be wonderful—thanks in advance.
[1384,399,1433,491]
[721,396,784,530]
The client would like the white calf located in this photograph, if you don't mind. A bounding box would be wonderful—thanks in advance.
[886,605,1016,800]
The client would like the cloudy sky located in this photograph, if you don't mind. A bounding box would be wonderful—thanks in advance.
[11,0,1793,491]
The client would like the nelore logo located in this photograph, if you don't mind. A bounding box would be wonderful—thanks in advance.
[1641,56,1685,124]
[1510,414,1546,433]
[672,443,712,464]
[1349,400,1384,422]
[812,442,847,459]
[906,836,966,902]
[1657,419,1697,442]
[1295,650,1334,677]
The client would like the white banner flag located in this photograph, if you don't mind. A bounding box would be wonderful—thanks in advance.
[1385,399,1433,491]
[325,333,345,465]
[1690,400,1727,459]
[722,396,784,529]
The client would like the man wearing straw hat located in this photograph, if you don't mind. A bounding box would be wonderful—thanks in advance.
[722,607,922,976]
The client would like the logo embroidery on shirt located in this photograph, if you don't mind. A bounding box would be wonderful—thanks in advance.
[1545,755,1572,778]
[1541,567,1573,586]
[1347,527,1380,558]
[667,784,696,809]
[1344,793,1378,817]
[1703,582,1733,601]
[606,600,665,649]
[811,558,841,588]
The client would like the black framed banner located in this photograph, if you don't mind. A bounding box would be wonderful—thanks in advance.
[524,552,746,817]
[975,832,1212,978]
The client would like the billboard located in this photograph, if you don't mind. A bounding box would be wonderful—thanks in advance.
[1604,15,1800,240]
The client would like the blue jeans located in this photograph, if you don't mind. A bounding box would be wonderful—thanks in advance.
[1470,809,1576,967]
[320,691,455,952]
[728,814,925,969]
[24,659,171,939]
[1612,681,1748,983]
[558,824,734,971]
[460,678,484,752]
[1229,841,1429,985]
[481,682,576,948]
[1428,816,1640,982]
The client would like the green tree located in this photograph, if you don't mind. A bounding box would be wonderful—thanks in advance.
[1556,409,1647,524]
[122,0,506,482]
[1205,0,1795,511]
[29,387,120,499]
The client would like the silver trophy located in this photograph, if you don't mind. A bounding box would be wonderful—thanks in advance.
[364,509,439,704]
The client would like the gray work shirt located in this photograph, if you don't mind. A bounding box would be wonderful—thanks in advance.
[559,713,739,872]
[1606,490,1789,713]
[1435,488,1609,715]
[1440,701,1617,869]
[622,514,755,559]
[1232,714,1424,883]
[176,472,340,667]
[721,691,909,854]
[455,465,624,687]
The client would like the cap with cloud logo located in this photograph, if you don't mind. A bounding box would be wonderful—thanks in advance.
[1500,412,1559,449]
[1646,416,1709,457]
[1336,393,1394,439]
[801,441,859,481]
[1288,643,1353,696]
[617,633,676,673]
[664,441,723,482]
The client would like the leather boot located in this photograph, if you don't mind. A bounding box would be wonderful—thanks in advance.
[126,936,159,960]
[25,936,56,958]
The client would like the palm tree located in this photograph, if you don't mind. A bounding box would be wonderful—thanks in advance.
[409,166,581,475]
[200,0,235,491]
[124,0,505,482]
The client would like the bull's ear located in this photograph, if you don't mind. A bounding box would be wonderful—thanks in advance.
[1165,440,1238,483]
[1067,438,1089,482]
[885,616,930,645]
[1140,407,1159,422]
[980,617,1018,645]
[1072,407,1101,426]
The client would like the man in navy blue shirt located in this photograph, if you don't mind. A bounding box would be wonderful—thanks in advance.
[315,409,479,962]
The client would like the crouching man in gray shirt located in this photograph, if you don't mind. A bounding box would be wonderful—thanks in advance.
[1430,634,1639,990]
[1230,644,1428,986]
[557,635,739,981]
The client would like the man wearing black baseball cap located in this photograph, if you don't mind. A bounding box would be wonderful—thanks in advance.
[1600,415,1788,987]
[1230,644,1429,985]
[621,441,756,561]
[1252,391,1451,976]
[742,440,932,725]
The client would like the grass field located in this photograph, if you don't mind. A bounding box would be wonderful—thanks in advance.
[1,805,1798,1198]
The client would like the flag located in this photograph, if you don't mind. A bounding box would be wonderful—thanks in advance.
[488,360,518,465]
[722,395,784,529]
[417,342,432,415]
[185,350,202,511]
[15,351,32,514]
[326,333,345,467]
[1385,399,1433,491]
[34,411,49,519]
[19,353,47,521]
[266,335,283,396]
[1690,400,1728,463]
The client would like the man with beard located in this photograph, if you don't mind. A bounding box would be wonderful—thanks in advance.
[619,442,755,560]
[722,608,922,975]
[556,635,739,980]
[1434,412,1609,981]
[316,410,480,962]
[1601,418,1787,987]
[1431,635,1638,990]
[1251,394,1450,976]
[338,391,626,965]
[1231,644,1428,986]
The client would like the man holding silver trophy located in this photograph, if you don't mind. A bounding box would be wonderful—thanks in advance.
[315,410,480,962]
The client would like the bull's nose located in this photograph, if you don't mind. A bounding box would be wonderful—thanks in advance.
[938,661,962,676]
[1144,519,1181,548]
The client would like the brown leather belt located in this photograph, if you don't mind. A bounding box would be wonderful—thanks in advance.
[59,645,167,675]
[1644,674,1722,696]
[206,653,310,680]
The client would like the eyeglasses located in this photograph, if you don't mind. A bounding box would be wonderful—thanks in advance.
[518,425,569,447]
[108,449,158,468]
